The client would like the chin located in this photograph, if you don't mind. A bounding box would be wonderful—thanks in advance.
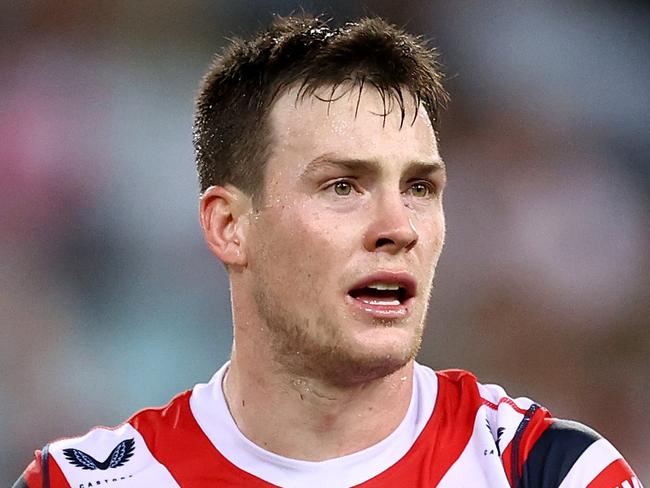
[274,329,419,387]
[322,331,422,386]
[331,349,415,386]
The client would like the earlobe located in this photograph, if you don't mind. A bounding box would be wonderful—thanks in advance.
[199,185,250,267]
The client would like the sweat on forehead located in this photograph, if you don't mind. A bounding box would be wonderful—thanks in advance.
[265,83,440,188]
[281,80,427,129]
[271,82,433,133]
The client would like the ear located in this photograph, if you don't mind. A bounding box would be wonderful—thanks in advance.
[199,185,251,268]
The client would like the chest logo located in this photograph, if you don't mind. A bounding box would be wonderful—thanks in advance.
[63,438,135,470]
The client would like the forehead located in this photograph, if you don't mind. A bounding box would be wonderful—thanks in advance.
[266,84,440,174]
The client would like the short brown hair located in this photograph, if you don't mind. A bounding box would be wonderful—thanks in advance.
[194,15,448,199]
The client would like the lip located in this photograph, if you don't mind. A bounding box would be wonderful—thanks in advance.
[346,271,417,320]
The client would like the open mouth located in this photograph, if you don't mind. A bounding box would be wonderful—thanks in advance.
[348,283,409,306]
[346,273,416,318]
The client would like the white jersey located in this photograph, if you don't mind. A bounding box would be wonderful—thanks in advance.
[17,363,642,487]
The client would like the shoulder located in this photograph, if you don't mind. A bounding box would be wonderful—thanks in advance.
[17,390,193,488]
[519,419,641,488]
[432,368,641,488]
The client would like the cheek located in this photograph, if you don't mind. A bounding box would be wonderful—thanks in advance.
[290,213,351,266]
[252,208,343,282]
[436,215,446,249]
[415,210,446,250]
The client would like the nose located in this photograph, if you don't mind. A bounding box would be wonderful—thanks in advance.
[363,193,418,253]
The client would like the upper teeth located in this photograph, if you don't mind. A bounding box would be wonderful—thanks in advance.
[368,283,401,291]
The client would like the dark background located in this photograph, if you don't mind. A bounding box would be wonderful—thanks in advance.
[1,0,648,483]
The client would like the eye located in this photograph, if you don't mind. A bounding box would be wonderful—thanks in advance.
[332,181,353,196]
[407,181,434,198]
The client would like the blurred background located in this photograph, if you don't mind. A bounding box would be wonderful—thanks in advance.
[1,0,648,483]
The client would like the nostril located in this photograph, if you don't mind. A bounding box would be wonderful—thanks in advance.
[375,237,394,248]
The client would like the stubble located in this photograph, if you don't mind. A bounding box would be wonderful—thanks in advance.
[251,274,425,387]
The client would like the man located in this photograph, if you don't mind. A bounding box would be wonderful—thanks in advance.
[15,15,641,488]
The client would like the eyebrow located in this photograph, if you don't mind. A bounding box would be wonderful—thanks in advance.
[300,153,446,179]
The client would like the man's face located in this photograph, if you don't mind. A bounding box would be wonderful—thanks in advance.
[245,85,446,385]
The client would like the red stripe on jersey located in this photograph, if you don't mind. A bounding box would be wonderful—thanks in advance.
[514,408,553,477]
[131,390,277,487]
[22,450,70,488]
[481,397,528,415]
[586,458,637,488]
[500,407,553,486]
[356,370,479,487]
[48,457,70,488]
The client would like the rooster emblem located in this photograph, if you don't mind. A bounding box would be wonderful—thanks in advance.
[63,438,135,470]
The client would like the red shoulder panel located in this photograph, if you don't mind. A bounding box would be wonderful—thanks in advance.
[356,369,482,487]
[130,390,276,486]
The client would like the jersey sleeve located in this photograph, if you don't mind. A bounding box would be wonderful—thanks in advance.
[516,418,642,488]
[477,381,641,488]
[14,446,71,488]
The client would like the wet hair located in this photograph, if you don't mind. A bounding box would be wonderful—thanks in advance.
[194,15,449,200]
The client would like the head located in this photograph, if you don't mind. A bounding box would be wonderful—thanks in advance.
[197,15,449,386]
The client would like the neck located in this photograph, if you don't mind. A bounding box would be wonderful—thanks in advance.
[223,344,414,461]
